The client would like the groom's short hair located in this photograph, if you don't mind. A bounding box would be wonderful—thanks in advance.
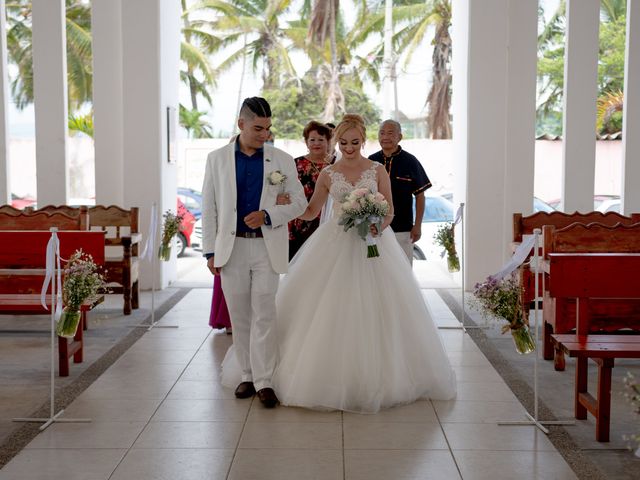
[240,97,272,120]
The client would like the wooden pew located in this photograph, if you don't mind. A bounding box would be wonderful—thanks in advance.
[0,230,106,376]
[547,253,640,441]
[513,211,640,310]
[0,210,89,230]
[542,222,640,369]
[25,205,140,315]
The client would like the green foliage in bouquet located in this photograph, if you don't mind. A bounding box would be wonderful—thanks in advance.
[471,273,535,354]
[433,223,459,272]
[159,209,184,261]
[56,250,106,338]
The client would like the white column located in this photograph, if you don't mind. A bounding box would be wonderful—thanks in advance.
[561,0,600,212]
[0,0,11,204]
[456,0,509,287]
[92,0,124,206]
[504,0,537,239]
[32,0,68,205]
[122,0,180,289]
[621,0,640,214]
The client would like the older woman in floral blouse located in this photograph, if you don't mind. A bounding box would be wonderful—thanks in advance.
[288,121,335,259]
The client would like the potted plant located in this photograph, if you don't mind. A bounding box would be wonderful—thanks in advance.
[56,250,106,339]
[433,222,460,272]
[159,209,184,261]
[471,273,536,354]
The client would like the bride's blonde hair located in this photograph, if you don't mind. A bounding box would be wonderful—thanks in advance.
[333,114,367,147]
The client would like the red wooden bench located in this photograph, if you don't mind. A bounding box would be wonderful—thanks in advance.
[0,231,106,376]
[547,252,640,441]
[512,211,640,313]
[29,205,141,315]
[541,222,640,369]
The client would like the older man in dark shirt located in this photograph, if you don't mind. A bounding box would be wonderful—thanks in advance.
[369,119,432,264]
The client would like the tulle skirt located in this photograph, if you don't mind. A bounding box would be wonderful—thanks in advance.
[220,219,456,413]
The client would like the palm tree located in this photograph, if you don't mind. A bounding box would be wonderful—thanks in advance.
[181,0,221,111]
[307,0,345,123]
[5,0,93,110]
[179,104,213,138]
[195,0,301,91]
[355,0,453,138]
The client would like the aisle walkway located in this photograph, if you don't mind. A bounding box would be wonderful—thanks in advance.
[0,288,577,480]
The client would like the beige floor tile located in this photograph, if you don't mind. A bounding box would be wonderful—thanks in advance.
[453,450,578,480]
[433,399,528,423]
[0,448,127,480]
[133,421,242,449]
[343,400,438,424]
[26,421,146,449]
[166,379,236,400]
[344,450,461,480]
[447,350,492,367]
[98,362,186,383]
[228,448,343,480]
[455,381,519,402]
[440,334,482,353]
[239,422,342,449]
[133,336,205,351]
[247,404,341,423]
[80,378,176,400]
[344,422,448,450]
[452,365,505,383]
[113,348,196,366]
[442,423,558,451]
[151,398,249,422]
[179,362,223,381]
[61,397,162,422]
[110,448,235,480]
[142,325,211,340]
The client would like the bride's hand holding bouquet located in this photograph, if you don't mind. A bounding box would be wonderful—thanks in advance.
[337,188,390,258]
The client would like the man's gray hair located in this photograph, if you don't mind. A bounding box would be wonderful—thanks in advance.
[380,119,402,133]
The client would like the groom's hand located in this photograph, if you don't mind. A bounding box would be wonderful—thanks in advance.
[207,256,220,275]
[244,210,266,229]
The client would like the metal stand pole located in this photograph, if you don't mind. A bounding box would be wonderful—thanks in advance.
[498,229,574,433]
[438,203,487,331]
[13,228,91,430]
[135,203,177,330]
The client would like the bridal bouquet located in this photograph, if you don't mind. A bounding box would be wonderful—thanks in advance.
[471,273,535,354]
[56,250,106,338]
[159,209,184,261]
[337,188,390,258]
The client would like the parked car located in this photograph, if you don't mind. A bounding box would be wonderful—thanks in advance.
[177,198,196,257]
[547,194,620,211]
[178,187,203,219]
[596,198,621,213]
[533,197,555,213]
[191,217,202,252]
[413,195,455,261]
[10,194,36,209]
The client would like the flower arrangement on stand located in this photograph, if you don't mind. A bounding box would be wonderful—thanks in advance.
[56,250,106,339]
[623,372,640,456]
[433,223,460,272]
[337,188,390,258]
[158,210,184,261]
[471,273,536,354]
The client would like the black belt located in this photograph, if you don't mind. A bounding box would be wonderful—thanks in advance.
[235,231,263,238]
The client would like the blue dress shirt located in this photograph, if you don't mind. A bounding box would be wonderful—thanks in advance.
[235,140,265,234]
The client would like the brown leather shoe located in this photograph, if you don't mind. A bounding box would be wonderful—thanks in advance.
[257,388,279,408]
[234,381,256,399]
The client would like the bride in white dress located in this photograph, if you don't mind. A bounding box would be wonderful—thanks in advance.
[270,114,456,413]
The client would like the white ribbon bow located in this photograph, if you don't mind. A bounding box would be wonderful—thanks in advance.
[141,203,158,262]
[491,234,537,281]
[40,231,63,319]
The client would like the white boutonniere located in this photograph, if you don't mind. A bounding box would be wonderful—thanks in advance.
[267,170,286,185]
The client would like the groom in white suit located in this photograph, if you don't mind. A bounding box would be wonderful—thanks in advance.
[202,97,307,408]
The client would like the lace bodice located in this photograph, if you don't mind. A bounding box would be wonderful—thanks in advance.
[325,162,379,214]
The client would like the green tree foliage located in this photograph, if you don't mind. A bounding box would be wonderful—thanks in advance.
[179,104,213,138]
[263,72,379,139]
[537,0,627,135]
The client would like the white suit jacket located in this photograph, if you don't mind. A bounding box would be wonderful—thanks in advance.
[201,142,307,274]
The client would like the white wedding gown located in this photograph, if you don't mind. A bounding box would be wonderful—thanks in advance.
[267,162,457,413]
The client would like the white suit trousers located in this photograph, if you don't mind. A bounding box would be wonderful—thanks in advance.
[220,237,280,391]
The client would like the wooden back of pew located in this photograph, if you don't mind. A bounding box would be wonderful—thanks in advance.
[0,211,88,231]
[513,211,640,243]
[543,222,640,259]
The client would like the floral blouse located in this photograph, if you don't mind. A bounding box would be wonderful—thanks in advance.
[289,155,333,243]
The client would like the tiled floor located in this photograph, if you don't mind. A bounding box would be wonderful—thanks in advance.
[0,287,579,480]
